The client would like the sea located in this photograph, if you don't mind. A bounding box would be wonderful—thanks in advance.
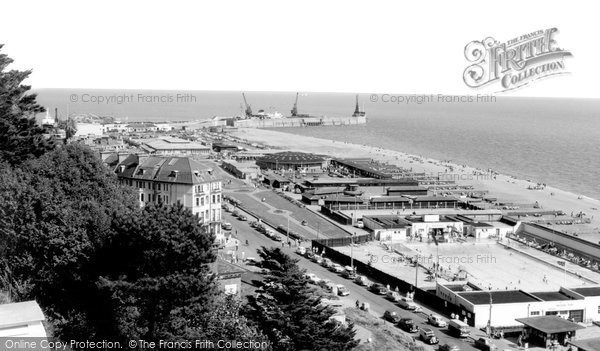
[33,89,600,200]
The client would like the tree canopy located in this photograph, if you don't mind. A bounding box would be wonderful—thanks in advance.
[245,247,359,351]
[0,44,54,165]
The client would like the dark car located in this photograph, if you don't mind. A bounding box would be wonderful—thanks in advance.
[305,251,315,260]
[238,214,248,221]
[383,310,401,324]
[439,344,460,351]
[369,283,388,295]
[341,269,357,280]
[399,318,419,333]
[474,338,497,351]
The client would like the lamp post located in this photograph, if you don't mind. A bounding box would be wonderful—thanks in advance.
[487,289,493,337]
[351,232,355,270]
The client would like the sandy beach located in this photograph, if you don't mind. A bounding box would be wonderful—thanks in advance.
[231,128,600,243]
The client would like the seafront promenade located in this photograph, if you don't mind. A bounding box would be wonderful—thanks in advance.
[231,128,600,244]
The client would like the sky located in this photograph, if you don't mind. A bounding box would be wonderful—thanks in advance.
[0,0,597,97]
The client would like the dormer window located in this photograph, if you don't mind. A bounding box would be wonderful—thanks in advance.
[169,170,179,178]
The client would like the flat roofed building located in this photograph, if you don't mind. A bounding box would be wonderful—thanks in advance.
[515,316,584,346]
[115,154,223,242]
[386,185,429,196]
[256,151,328,172]
[0,301,47,337]
[136,137,211,156]
[221,160,260,180]
[437,283,600,328]
[570,337,600,351]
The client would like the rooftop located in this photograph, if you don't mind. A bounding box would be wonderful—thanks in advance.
[569,338,600,351]
[258,151,326,164]
[138,137,210,151]
[116,154,220,185]
[530,291,573,301]
[515,316,584,334]
[0,301,45,329]
[458,290,539,305]
[570,287,600,297]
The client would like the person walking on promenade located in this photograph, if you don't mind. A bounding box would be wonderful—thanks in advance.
[355,300,360,308]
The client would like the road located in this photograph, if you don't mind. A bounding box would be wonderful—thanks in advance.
[220,210,496,351]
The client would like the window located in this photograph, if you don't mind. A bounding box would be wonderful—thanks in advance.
[212,195,216,204]
[196,198,200,206]
[158,183,161,191]
[201,197,205,206]
[141,194,144,202]
[531,311,540,316]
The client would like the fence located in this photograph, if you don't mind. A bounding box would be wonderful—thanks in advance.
[310,240,472,325]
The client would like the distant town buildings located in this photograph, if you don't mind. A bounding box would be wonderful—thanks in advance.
[114,154,223,242]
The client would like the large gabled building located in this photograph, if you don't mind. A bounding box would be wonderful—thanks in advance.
[115,154,224,242]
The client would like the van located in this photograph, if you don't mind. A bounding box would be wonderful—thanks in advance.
[419,328,438,344]
[448,319,470,338]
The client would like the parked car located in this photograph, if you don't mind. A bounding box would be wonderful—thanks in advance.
[448,319,470,338]
[232,210,239,217]
[249,221,259,228]
[386,291,402,302]
[419,328,438,344]
[341,267,357,279]
[272,235,283,242]
[474,338,497,351]
[336,284,350,296]
[311,255,323,264]
[398,297,419,311]
[428,314,448,328]
[399,318,419,333]
[305,251,315,260]
[383,310,401,324]
[238,214,247,221]
[303,273,321,284]
[369,283,388,295]
[245,257,259,265]
[354,275,370,286]
[321,258,333,268]
[221,222,232,230]
[330,263,345,273]
[355,220,364,229]
[439,344,460,351]
[296,246,307,255]
[318,279,332,289]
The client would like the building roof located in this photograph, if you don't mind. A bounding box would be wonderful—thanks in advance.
[0,301,45,329]
[515,316,584,334]
[258,151,326,165]
[387,185,428,192]
[212,258,246,278]
[530,291,573,301]
[569,338,600,351]
[363,215,412,229]
[370,196,410,203]
[138,137,210,152]
[458,290,539,305]
[116,154,220,185]
[570,287,600,297]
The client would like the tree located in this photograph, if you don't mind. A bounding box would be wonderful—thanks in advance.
[245,247,359,351]
[0,143,138,339]
[91,203,220,341]
[0,44,54,165]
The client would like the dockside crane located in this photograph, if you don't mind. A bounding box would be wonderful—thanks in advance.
[242,93,253,118]
[291,92,299,117]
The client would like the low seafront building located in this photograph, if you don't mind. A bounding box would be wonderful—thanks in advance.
[221,160,261,180]
[114,154,224,242]
[134,136,211,156]
[256,151,328,172]
[436,283,600,329]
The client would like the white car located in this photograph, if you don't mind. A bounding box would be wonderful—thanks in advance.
[428,314,448,328]
[304,273,321,284]
[398,297,419,311]
[330,263,345,273]
[336,284,350,296]
[355,220,364,229]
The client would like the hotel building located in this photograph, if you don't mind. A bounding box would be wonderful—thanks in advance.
[115,154,223,242]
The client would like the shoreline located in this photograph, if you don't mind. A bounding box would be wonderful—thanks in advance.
[230,128,600,243]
